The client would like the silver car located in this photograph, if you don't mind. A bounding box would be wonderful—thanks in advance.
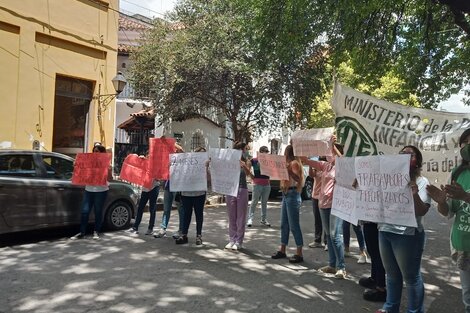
[0,150,138,234]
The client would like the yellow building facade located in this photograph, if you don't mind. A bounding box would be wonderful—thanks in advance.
[0,0,119,154]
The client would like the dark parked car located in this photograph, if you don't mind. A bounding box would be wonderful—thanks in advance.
[269,165,313,200]
[0,150,138,235]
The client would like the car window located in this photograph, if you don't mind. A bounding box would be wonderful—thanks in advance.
[0,155,37,177]
[42,156,74,180]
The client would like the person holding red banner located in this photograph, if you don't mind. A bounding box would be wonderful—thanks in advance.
[127,155,160,236]
[224,141,251,251]
[154,143,185,239]
[71,144,112,240]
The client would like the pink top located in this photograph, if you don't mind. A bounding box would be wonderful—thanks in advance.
[311,169,322,199]
[306,160,335,209]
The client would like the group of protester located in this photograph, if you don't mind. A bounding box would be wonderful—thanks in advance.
[71,129,470,313]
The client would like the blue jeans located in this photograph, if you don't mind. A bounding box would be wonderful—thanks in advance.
[133,186,159,231]
[460,269,470,313]
[280,189,303,247]
[343,221,366,251]
[379,230,426,313]
[80,190,108,234]
[181,194,206,236]
[319,208,345,270]
[160,189,183,231]
[248,184,271,221]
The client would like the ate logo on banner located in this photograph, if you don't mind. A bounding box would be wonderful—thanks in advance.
[336,116,378,157]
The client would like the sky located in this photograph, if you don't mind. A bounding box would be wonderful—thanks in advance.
[118,0,470,114]
[119,0,176,19]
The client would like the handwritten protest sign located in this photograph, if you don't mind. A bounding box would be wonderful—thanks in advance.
[332,155,417,227]
[332,157,358,225]
[72,153,110,186]
[119,154,153,189]
[291,128,334,157]
[348,154,416,227]
[258,154,288,180]
[170,152,208,192]
[149,137,176,180]
[209,148,242,197]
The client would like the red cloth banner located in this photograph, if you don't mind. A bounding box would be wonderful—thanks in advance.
[72,153,111,186]
[119,154,153,189]
[149,138,176,179]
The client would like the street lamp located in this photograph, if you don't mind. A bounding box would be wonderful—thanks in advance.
[93,71,127,110]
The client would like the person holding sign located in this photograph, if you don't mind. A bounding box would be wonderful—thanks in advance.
[271,145,305,263]
[376,145,430,313]
[224,141,251,251]
[302,142,347,278]
[427,128,470,313]
[154,143,184,239]
[126,155,160,236]
[175,147,210,246]
[71,144,112,240]
[247,146,271,227]
[308,158,327,249]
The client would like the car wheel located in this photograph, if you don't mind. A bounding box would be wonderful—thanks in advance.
[105,201,131,230]
[302,178,313,200]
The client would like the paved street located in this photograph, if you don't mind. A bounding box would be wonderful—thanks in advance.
[0,198,464,313]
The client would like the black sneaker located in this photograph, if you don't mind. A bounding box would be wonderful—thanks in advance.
[195,235,203,246]
[363,288,387,302]
[175,236,188,244]
[359,277,377,289]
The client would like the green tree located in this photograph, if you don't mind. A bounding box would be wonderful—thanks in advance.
[131,0,288,142]
[238,0,470,109]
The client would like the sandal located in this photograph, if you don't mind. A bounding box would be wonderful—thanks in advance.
[288,254,304,263]
[271,251,287,259]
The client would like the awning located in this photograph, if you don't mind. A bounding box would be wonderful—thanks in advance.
[117,108,156,131]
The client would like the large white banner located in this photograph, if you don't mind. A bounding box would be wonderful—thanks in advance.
[332,81,470,183]
[169,152,208,192]
[209,148,242,197]
[332,155,416,227]
[258,154,288,180]
[291,128,334,157]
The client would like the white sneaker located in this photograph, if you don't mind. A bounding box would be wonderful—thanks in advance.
[93,231,100,240]
[247,219,253,227]
[324,245,328,251]
[144,229,153,236]
[260,220,271,227]
[70,233,85,240]
[357,254,368,264]
[172,231,181,239]
[232,243,240,251]
[225,242,234,249]
[153,229,166,238]
[335,269,347,279]
[126,227,138,235]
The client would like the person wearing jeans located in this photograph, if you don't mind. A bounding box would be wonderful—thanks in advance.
[127,179,159,235]
[176,192,206,245]
[377,145,430,313]
[247,146,271,227]
[71,144,111,240]
[319,208,345,270]
[343,221,368,263]
[302,141,346,278]
[154,182,183,238]
[271,144,304,263]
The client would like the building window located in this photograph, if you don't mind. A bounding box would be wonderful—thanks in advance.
[191,132,203,151]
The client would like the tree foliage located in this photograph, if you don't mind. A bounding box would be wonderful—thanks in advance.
[239,0,470,109]
[131,0,291,142]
